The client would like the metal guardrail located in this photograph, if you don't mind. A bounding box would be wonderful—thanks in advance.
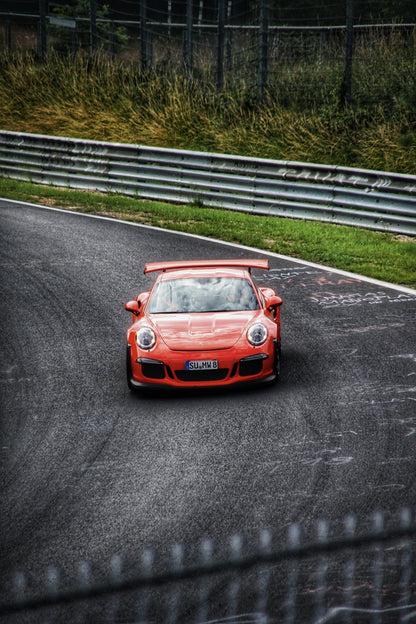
[0,130,415,235]
[1,509,415,623]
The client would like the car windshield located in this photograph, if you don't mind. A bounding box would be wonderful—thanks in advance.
[148,277,260,314]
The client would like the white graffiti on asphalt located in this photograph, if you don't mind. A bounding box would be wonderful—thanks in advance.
[266,266,416,307]
[310,291,416,308]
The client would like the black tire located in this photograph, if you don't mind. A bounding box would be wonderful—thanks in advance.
[126,345,134,391]
[273,342,281,383]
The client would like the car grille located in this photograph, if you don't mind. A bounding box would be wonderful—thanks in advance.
[175,368,229,382]
[239,354,267,377]
[139,359,166,379]
[239,359,263,376]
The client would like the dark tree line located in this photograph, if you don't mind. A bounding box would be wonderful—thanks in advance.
[2,1,415,25]
[263,0,415,25]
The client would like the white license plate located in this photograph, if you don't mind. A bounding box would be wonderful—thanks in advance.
[185,360,219,371]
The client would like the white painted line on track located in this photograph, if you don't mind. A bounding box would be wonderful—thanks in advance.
[2,197,416,296]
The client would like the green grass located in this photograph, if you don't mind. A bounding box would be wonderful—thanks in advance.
[1,177,415,288]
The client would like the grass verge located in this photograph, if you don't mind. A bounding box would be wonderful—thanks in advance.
[0,37,415,174]
[1,177,415,288]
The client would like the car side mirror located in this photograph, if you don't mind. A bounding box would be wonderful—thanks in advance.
[266,295,283,314]
[267,295,283,309]
[125,291,150,317]
[125,300,140,316]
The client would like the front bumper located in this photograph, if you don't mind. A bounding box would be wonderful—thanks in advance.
[127,342,277,390]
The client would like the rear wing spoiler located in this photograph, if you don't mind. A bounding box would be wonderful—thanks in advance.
[144,259,269,274]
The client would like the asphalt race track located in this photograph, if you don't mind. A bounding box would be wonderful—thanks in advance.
[1,199,416,621]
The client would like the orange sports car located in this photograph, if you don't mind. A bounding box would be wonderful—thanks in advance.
[124,259,282,390]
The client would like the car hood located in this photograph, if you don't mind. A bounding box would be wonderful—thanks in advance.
[150,311,259,350]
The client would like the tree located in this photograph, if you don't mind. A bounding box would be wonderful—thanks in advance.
[51,0,127,55]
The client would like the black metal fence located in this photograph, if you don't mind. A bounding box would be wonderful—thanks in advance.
[0,1,415,104]
[1,508,415,623]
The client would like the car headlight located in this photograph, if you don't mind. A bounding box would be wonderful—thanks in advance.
[136,327,156,350]
[247,323,268,346]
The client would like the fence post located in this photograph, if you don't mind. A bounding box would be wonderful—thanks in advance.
[38,0,47,62]
[198,0,204,36]
[184,0,193,75]
[89,0,97,55]
[6,16,12,51]
[216,0,226,90]
[71,20,78,57]
[226,0,233,72]
[140,0,148,71]
[109,21,115,60]
[342,0,354,107]
[258,0,269,100]
[168,0,172,37]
